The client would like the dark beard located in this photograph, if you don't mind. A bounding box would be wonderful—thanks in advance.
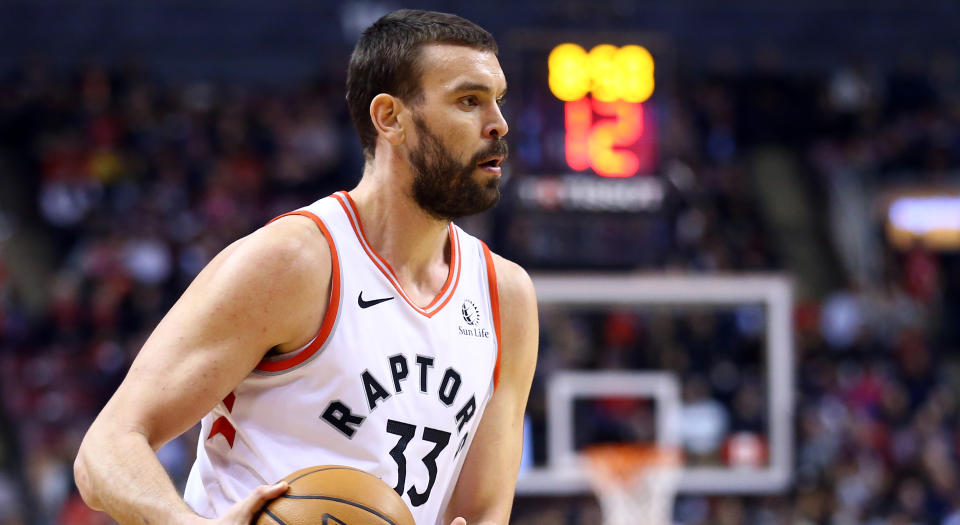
[408,115,507,222]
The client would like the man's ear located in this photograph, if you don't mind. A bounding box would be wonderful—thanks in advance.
[370,93,406,146]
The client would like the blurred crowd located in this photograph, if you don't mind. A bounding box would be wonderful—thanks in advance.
[0,62,358,524]
[1,51,960,525]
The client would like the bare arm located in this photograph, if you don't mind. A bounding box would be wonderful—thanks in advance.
[74,216,330,524]
[444,254,539,525]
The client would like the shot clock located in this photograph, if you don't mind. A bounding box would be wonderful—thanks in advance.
[497,34,670,267]
[548,43,657,178]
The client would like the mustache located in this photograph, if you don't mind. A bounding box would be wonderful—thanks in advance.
[470,139,509,165]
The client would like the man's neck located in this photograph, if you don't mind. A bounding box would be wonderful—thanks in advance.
[347,168,452,307]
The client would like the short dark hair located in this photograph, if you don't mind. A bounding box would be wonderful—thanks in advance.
[346,9,498,159]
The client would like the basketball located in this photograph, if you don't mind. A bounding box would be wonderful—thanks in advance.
[255,465,416,525]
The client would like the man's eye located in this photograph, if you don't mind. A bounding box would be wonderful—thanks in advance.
[460,96,478,107]
[496,98,506,107]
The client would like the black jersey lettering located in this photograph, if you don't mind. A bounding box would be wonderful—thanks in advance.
[321,400,365,438]
[438,368,462,406]
[388,354,409,393]
[415,355,434,393]
[362,370,391,411]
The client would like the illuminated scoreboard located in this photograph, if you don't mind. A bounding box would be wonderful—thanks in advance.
[494,34,671,268]
[549,43,656,178]
[504,35,666,186]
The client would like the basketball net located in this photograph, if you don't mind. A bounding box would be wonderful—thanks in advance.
[581,444,682,525]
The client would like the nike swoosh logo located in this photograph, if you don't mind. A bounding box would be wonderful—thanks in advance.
[358,292,394,309]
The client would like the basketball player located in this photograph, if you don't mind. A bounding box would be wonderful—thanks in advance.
[74,9,536,525]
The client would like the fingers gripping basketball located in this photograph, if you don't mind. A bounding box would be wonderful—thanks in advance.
[223,482,289,523]
[255,465,416,525]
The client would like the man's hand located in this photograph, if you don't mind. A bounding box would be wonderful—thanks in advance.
[213,482,289,524]
[449,518,467,525]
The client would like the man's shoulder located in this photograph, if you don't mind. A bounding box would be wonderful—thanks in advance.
[486,250,536,313]
[485,248,538,391]
[209,215,334,351]
[226,214,333,284]
[263,212,331,253]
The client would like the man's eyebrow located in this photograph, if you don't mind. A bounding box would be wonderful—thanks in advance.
[452,82,507,97]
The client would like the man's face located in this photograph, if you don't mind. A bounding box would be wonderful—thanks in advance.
[403,44,509,221]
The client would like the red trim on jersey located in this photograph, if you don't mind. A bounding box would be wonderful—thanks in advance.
[222,392,236,412]
[331,191,461,318]
[207,392,237,448]
[208,417,236,448]
[481,241,502,392]
[254,210,341,373]
[423,226,462,316]
[423,224,458,310]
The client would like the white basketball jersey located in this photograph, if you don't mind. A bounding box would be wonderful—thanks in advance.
[183,191,502,525]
